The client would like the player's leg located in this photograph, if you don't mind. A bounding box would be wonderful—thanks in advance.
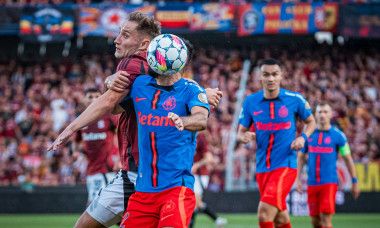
[76,170,136,228]
[274,210,291,228]
[158,186,196,228]
[308,185,322,228]
[319,184,338,228]
[310,216,322,228]
[120,191,159,228]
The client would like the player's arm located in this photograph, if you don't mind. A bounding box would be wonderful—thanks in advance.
[168,106,209,132]
[341,144,360,199]
[296,150,307,194]
[291,114,316,151]
[47,76,130,151]
[105,71,132,114]
[192,151,213,174]
[237,124,256,144]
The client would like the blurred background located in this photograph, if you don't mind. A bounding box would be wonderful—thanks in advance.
[0,0,380,227]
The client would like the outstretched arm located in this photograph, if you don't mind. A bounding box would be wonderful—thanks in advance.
[168,106,209,132]
[47,87,129,151]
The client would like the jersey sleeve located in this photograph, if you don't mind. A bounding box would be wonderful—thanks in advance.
[296,93,312,120]
[117,56,147,90]
[187,85,210,114]
[337,130,351,156]
[238,98,252,128]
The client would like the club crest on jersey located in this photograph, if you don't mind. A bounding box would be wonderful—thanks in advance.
[198,93,208,103]
[97,120,105,129]
[162,200,176,213]
[278,106,288,118]
[162,96,176,111]
[324,136,331,144]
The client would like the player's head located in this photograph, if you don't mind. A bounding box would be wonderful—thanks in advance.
[315,101,333,126]
[259,58,283,92]
[84,88,101,106]
[114,12,161,59]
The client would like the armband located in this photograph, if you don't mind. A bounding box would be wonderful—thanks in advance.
[352,177,358,184]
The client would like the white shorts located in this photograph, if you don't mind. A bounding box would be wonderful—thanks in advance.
[194,175,210,196]
[86,172,116,203]
[86,170,137,227]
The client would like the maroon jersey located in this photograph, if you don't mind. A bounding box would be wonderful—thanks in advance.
[116,52,149,172]
[193,133,209,176]
[76,114,117,176]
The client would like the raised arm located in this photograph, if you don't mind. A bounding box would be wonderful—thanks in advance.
[168,106,209,132]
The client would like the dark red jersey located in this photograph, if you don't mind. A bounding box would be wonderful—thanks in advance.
[76,114,117,176]
[193,133,209,176]
[116,52,149,172]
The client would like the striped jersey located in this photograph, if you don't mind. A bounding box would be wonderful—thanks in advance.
[301,127,349,186]
[120,75,210,193]
[239,88,312,173]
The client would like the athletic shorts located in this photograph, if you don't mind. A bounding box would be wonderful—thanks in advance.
[307,183,338,216]
[120,186,196,228]
[86,172,116,202]
[256,167,297,211]
[193,175,210,195]
[86,169,137,227]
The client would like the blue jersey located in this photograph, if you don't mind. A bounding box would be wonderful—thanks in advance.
[121,75,210,193]
[239,88,312,173]
[301,127,348,186]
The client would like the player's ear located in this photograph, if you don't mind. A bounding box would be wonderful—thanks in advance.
[139,38,150,52]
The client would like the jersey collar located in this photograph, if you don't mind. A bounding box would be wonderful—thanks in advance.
[261,88,284,102]
[146,77,186,92]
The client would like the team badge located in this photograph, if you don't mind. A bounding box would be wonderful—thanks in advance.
[324,136,331,144]
[162,200,176,213]
[278,106,288,118]
[305,102,311,110]
[97,120,105,129]
[162,96,176,111]
[198,93,208,104]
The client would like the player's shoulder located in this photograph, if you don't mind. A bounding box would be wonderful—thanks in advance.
[331,126,347,140]
[134,75,152,84]
[245,90,263,102]
[117,53,147,73]
[182,79,206,93]
[281,89,307,103]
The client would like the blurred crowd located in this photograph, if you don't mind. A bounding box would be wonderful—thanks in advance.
[0,43,379,192]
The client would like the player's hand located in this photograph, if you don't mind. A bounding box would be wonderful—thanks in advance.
[351,183,360,199]
[291,136,305,151]
[168,112,184,131]
[205,88,223,108]
[105,71,130,93]
[296,179,303,194]
[46,128,75,151]
[240,131,256,144]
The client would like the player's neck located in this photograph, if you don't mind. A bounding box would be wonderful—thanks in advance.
[317,123,331,131]
[263,88,280,99]
[156,73,181,86]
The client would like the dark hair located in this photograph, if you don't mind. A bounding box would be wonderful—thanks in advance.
[317,101,331,108]
[84,88,100,95]
[180,37,194,73]
[259,58,281,68]
[127,12,161,39]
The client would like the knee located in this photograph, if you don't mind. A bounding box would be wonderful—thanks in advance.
[74,212,104,228]
[258,209,270,222]
[274,214,288,226]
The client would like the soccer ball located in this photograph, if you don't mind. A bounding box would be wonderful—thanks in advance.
[147,34,188,75]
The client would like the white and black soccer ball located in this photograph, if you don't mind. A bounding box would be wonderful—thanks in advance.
[147,34,188,75]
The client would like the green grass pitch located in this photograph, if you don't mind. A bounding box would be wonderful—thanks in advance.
[0,213,379,228]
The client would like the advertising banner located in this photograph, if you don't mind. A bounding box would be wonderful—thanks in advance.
[19,7,74,42]
[189,3,235,31]
[238,2,338,36]
[79,3,155,37]
[156,3,190,29]
[339,4,380,38]
[0,7,21,35]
